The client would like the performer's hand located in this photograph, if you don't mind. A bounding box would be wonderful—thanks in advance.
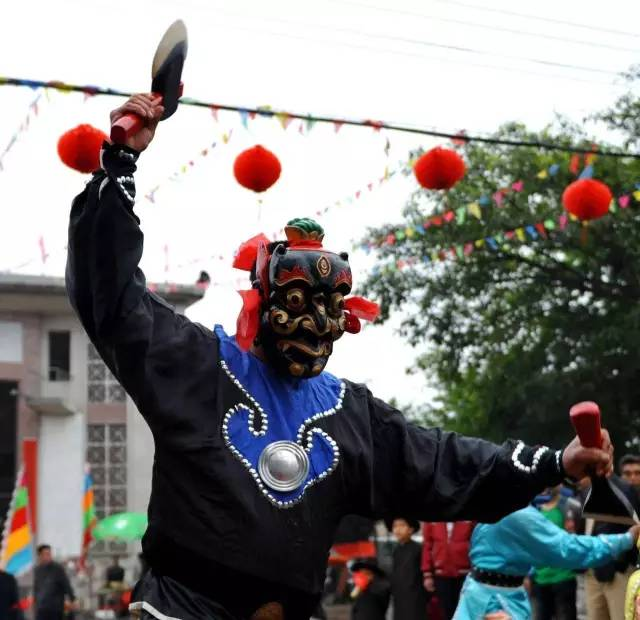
[562,428,614,479]
[109,94,164,152]
[423,574,435,592]
[628,524,640,543]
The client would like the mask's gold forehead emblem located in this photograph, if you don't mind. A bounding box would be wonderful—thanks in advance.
[317,255,331,278]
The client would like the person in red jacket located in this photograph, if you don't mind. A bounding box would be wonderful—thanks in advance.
[422,522,475,620]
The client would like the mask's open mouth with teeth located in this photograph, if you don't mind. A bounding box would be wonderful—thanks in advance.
[277,338,333,360]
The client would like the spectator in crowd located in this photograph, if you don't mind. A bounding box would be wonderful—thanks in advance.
[350,559,390,620]
[0,567,24,620]
[105,556,125,585]
[390,518,428,619]
[422,520,475,619]
[577,474,640,620]
[530,485,582,620]
[620,455,640,498]
[452,505,639,620]
[33,545,76,620]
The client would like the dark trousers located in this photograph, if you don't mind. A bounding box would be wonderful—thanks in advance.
[35,611,64,620]
[434,576,465,620]
[531,578,577,620]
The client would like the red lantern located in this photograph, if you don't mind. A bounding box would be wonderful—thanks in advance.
[58,124,108,173]
[562,179,612,221]
[413,147,466,190]
[233,145,281,193]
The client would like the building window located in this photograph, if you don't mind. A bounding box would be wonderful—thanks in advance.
[87,423,127,553]
[87,344,126,403]
[48,331,70,381]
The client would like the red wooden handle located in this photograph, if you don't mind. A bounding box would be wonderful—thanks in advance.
[570,401,602,449]
[110,94,164,144]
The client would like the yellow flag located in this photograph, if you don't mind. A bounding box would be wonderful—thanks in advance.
[633,190,640,201]
[474,239,484,248]
[275,112,291,129]
[537,170,548,179]
[467,202,482,219]
[515,228,525,242]
[406,227,415,238]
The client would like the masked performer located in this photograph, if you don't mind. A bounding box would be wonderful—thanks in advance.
[66,95,614,620]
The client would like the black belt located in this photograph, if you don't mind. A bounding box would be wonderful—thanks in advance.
[471,567,525,588]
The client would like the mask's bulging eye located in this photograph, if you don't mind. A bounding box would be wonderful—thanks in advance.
[286,288,306,312]
[329,292,345,316]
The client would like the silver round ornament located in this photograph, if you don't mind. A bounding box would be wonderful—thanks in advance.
[258,440,309,492]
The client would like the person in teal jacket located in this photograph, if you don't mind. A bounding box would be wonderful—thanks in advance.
[453,506,640,619]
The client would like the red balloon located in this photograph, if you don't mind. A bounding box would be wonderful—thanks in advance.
[233,145,281,193]
[58,124,108,173]
[413,147,466,190]
[562,179,612,221]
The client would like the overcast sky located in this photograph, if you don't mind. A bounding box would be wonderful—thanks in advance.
[1,0,638,406]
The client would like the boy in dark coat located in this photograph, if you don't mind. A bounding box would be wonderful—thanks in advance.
[391,518,428,620]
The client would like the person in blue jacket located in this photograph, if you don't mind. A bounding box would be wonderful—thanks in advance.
[453,506,640,619]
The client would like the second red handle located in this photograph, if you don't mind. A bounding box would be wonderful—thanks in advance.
[569,401,602,449]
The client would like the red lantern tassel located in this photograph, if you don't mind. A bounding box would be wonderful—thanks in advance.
[236,289,262,350]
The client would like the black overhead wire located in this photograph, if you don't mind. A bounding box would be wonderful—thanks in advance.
[3,78,638,159]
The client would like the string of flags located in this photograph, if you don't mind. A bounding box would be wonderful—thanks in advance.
[144,133,233,203]
[0,90,44,171]
[370,183,640,272]
[1,76,638,158]
[367,152,614,249]
[314,164,401,217]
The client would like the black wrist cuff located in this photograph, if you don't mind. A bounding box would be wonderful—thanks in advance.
[510,441,564,485]
[100,141,139,204]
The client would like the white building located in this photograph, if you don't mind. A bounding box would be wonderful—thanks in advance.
[0,273,203,559]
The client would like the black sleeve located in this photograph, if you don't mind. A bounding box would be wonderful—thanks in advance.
[59,565,75,601]
[363,390,564,523]
[65,142,205,431]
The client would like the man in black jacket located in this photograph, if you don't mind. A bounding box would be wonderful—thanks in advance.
[65,93,616,620]
[33,545,75,620]
[0,568,24,620]
[578,475,640,620]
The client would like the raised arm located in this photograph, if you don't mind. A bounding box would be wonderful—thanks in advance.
[66,95,203,420]
[359,387,613,523]
[502,507,637,569]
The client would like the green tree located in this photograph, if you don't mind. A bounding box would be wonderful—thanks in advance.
[363,76,640,450]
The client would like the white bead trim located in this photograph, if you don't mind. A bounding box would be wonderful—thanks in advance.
[511,441,549,474]
[219,359,344,509]
[555,449,562,475]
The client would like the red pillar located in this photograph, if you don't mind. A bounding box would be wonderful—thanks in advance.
[22,438,38,534]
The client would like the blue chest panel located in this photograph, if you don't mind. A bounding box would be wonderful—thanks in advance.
[216,326,345,508]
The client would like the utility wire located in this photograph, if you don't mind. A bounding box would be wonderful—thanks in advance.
[2,77,638,158]
[329,0,640,54]
[170,1,622,78]
[431,0,640,39]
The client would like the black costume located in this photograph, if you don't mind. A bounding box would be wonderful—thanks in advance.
[66,143,568,619]
[0,569,23,620]
[391,540,428,620]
